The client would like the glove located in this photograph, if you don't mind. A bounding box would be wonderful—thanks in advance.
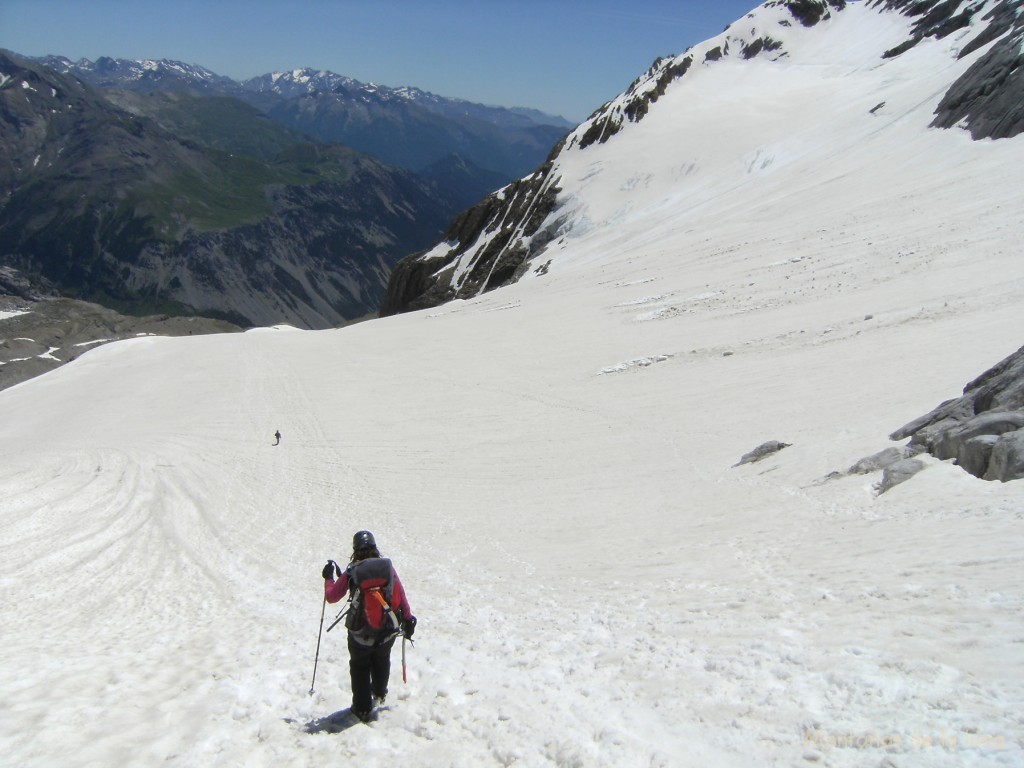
[402,615,417,639]
[321,560,337,580]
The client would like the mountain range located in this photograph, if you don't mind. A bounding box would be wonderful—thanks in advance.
[0,52,571,329]
[35,56,572,182]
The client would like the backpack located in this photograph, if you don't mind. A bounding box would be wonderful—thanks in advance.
[344,557,401,639]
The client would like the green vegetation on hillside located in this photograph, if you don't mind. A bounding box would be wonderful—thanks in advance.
[138,145,359,232]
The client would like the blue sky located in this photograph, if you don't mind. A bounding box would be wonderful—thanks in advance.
[1,0,760,122]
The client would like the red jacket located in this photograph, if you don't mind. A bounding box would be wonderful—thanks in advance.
[324,558,413,620]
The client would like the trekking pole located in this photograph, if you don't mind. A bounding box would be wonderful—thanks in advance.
[326,604,350,632]
[309,594,327,696]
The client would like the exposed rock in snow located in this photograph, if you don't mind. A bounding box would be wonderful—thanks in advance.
[734,440,792,466]
[874,457,927,493]
[891,344,1024,482]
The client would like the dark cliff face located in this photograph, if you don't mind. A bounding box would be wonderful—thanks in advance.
[0,52,456,328]
[779,0,848,26]
[379,138,565,317]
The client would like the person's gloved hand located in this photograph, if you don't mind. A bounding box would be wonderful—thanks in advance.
[321,560,337,580]
[403,615,417,639]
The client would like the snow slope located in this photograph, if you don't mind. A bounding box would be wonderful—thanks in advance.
[2,2,1023,767]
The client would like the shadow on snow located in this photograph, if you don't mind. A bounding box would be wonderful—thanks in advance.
[284,708,369,734]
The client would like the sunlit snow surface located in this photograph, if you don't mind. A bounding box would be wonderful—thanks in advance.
[1,3,1023,767]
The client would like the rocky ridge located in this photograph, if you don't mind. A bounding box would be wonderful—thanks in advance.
[380,0,1022,318]
[379,1,853,317]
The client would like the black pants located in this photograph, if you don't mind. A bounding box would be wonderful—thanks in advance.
[348,634,396,712]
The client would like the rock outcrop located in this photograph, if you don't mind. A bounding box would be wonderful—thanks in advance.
[379,140,566,316]
[890,344,1024,482]
[874,0,1024,139]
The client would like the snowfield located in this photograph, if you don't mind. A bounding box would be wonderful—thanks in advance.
[2,2,1024,767]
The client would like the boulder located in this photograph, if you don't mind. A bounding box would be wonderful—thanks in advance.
[957,435,1000,480]
[848,447,908,474]
[984,429,1024,483]
[734,440,791,466]
[874,458,926,494]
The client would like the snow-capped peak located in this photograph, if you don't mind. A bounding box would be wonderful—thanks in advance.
[385,0,1024,313]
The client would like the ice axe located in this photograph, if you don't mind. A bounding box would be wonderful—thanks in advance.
[366,589,412,683]
[402,633,409,683]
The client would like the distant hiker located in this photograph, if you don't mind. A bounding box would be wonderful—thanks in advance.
[322,530,416,722]
[273,430,281,445]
